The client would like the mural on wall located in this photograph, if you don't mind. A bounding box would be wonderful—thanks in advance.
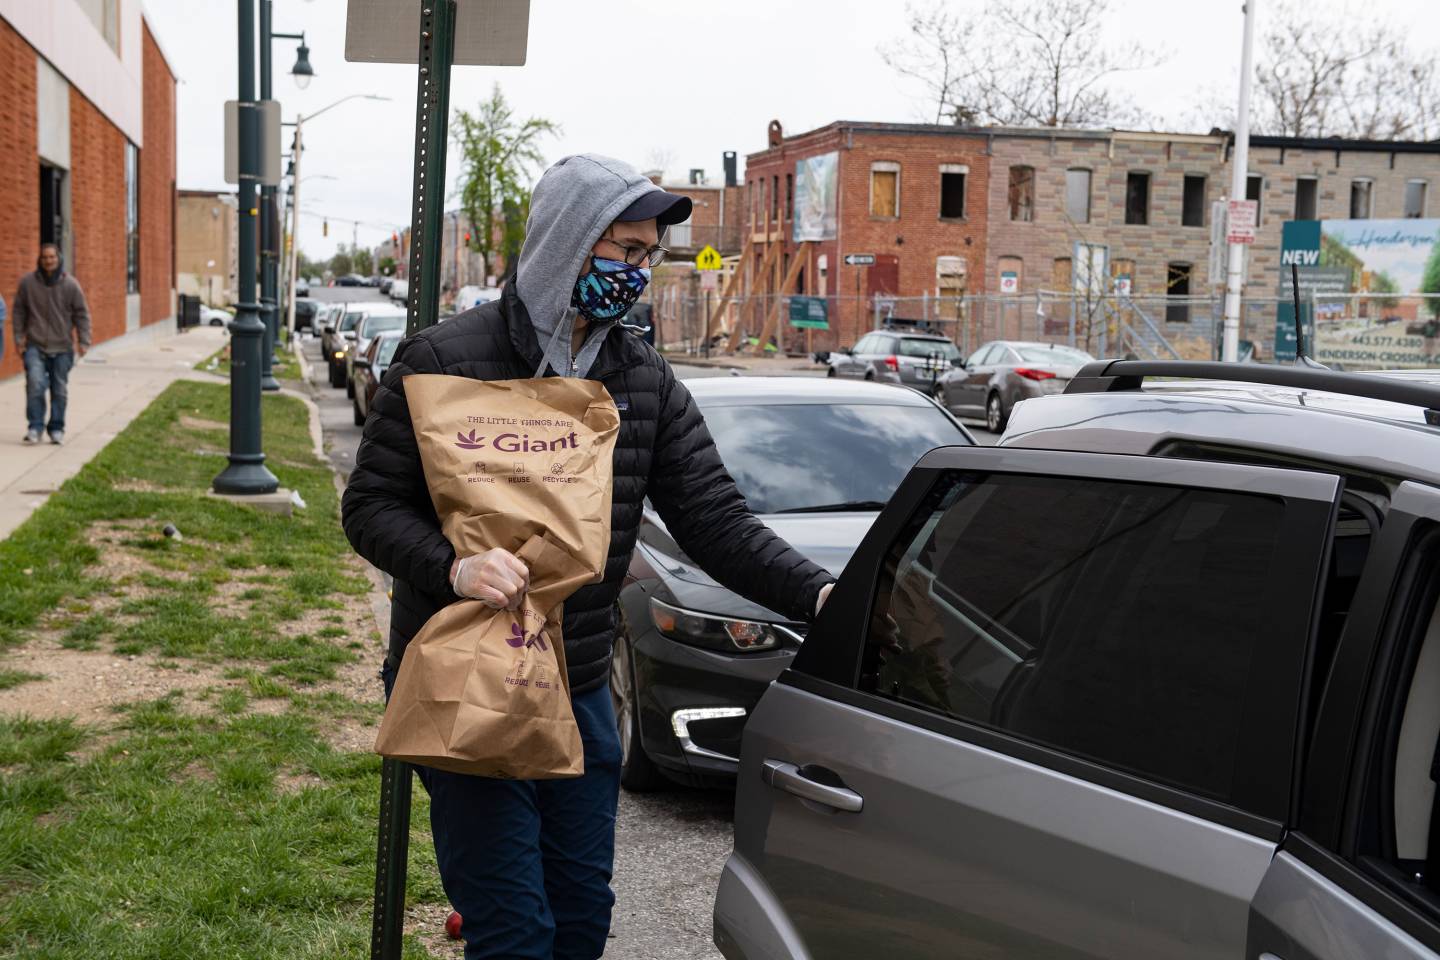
[1276,218,1440,368]
[792,152,839,243]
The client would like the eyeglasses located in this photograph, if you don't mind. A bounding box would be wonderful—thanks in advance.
[598,236,668,268]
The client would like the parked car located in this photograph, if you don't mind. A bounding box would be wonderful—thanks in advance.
[200,305,232,327]
[352,329,403,426]
[389,279,409,303]
[366,275,383,287]
[320,303,362,388]
[934,340,1096,432]
[335,274,365,287]
[379,278,394,296]
[292,297,319,333]
[295,278,310,298]
[344,305,408,398]
[716,359,1440,960]
[827,328,963,391]
[454,285,503,313]
[612,377,972,791]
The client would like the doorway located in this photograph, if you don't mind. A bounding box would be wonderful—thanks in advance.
[40,163,68,258]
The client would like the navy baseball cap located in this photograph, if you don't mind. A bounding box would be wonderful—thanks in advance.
[617,189,692,226]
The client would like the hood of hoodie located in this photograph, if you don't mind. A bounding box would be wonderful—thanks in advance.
[515,154,669,376]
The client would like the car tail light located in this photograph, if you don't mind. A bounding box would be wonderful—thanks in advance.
[1014,367,1056,381]
[884,355,900,371]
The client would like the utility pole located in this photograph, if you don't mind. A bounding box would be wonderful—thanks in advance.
[1222,0,1258,363]
[213,0,279,496]
[286,119,303,341]
[257,0,280,391]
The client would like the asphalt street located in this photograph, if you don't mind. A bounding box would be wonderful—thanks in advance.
[300,286,992,957]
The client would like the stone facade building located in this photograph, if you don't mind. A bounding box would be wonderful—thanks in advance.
[0,0,177,379]
[177,190,238,308]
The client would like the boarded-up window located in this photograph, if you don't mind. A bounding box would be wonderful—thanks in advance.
[1065,169,1090,224]
[871,162,900,218]
[1009,166,1035,222]
[1405,180,1428,218]
[1052,257,1073,289]
[1182,175,1206,227]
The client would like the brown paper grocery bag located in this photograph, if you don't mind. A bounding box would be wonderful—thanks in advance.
[374,374,620,778]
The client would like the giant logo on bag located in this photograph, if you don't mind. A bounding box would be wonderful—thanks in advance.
[455,429,486,449]
[506,621,548,651]
[455,427,579,453]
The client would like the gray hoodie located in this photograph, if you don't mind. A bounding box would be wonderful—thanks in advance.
[515,154,668,378]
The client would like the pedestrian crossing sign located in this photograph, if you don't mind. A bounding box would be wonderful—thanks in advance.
[695,245,723,271]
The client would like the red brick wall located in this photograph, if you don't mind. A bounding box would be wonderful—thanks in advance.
[140,22,176,326]
[746,123,990,349]
[69,87,127,346]
[0,20,37,379]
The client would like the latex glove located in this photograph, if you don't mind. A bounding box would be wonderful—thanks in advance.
[450,549,530,610]
[815,582,834,617]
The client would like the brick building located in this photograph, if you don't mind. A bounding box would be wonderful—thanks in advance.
[743,121,990,350]
[654,156,745,258]
[178,189,238,308]
[0,0,177,380]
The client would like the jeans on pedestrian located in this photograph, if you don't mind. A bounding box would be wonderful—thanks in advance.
[23,346,75,434]
[382,658,622,960]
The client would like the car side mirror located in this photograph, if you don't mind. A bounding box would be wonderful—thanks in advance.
[344,331,356,341]
[323,325,334,335]
[353,357,372,369]
[957,356,967,368]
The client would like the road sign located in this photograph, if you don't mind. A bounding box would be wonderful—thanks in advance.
[345,0,531,65]
[843,253,876,266]
[1226,199,1258,244]
[694,245,723,271]
[788,296,829,330]
[224,100,281,185]
[699,270,719,291]
[1208,199,1228,286]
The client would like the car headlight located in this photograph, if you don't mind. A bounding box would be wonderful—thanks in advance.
[648,597,799,653]
[333,350,346,359]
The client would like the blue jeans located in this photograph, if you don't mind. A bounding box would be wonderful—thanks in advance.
[383,660,623,960]
[23,346,74,434]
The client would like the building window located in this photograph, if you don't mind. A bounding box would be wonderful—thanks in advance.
[771,175,779,221]
[1166,262,1192,323]
[939,163,968,219]
[1182,175,1206,227]
[1125,172,1150,225]
[1065,168,1091,224]
[870,161,900,218]
[786,172,794,222]
[1052,257,1073,290]
[1405,180,1428,219]
[1295,177,1319,220]
[1350,179,1374,219]
[78,0,120,53]
[1246,174,1263,224]
[1008,165,1035,222]
[125,141,140,295]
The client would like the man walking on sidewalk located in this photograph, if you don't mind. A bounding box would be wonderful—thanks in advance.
[14,243,91,445]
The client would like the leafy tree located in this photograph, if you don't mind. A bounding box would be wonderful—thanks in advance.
[452,84,559,283]
[352,246,374,277]
[1422,232,1440,320]
[881,0,1161,127]
[328,249,354,278]
[378,255,397,277]
[1369,270,1400,310]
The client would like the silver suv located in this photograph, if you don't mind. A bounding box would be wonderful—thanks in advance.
[717,360,1440,959]
[826,329,962,391]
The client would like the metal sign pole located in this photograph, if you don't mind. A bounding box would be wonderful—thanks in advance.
[371,6,456,958]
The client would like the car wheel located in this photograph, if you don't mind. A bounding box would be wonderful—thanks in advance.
[345,376,355,399]
[610,613,665,792]
[986,391,1008,433]
[329,362,345,389]
[863,370,875,381]
[352,396,365,427]
[826,366,836,378]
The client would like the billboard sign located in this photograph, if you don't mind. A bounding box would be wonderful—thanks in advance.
[788,296,829,329]
[1275,218,1440,367]
[792,152,839,243]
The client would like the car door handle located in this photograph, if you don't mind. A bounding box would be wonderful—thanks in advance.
[762,760,864,813]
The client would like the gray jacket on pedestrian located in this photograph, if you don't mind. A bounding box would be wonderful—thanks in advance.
[14,270,91,355]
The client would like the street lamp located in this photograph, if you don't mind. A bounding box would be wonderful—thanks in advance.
[284,94,390,340]
[291,41,314,88]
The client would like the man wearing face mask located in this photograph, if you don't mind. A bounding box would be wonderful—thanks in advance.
[343,154,835,959]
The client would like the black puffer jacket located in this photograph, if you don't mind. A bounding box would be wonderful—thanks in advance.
[341,284,834,694]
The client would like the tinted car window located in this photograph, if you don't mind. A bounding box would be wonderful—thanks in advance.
[864,472,1288,803]
[1013,344,1094,365]
[375,337,400,367]
[854,336,877,354]
[969,344,997,365]
[700,403,966,515]
[341,312,363,331]
[360,314,405,338]
[899,339,963,360]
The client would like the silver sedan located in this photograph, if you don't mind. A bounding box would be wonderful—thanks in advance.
[935,340,1095,432]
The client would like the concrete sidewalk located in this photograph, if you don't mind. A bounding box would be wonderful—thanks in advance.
[0,326,227,539]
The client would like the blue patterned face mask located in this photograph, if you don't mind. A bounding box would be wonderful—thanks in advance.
[572,257,651,321]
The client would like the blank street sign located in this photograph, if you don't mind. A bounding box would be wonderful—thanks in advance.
[224,99,281,186]
[345,0,530,65]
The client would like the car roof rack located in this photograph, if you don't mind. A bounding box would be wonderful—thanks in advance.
[1065,359,1440,426]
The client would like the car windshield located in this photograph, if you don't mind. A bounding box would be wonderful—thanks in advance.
[700,402,966,514]
[341,312,363,331]
[361,315,405,338]
[375,337,400,366]
[1012,344,1094,365]
[898,339,963,360]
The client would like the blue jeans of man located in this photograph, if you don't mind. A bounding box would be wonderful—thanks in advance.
[23,346,75,435]
[382,661,622,960]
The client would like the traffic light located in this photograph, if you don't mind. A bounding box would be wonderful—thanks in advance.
[323,219,328,237]
[464,231,471,244]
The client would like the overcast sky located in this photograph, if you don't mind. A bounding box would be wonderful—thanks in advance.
[143,0,1440,262]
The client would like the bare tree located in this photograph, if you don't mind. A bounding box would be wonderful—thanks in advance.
[1253,2,1440,139]
[881,0,1163,128]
